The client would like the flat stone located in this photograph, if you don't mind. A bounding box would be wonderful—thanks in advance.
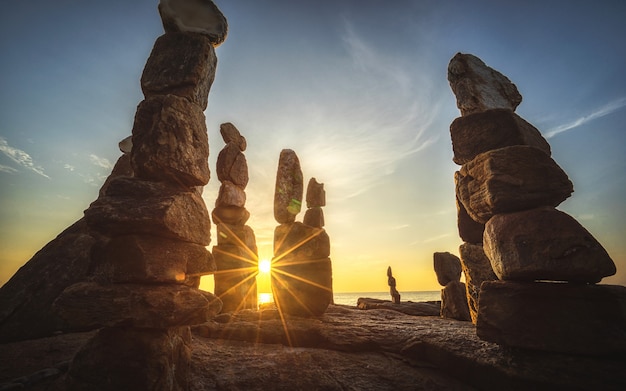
[274,222,330,261]
[456,196,484,244]
[476,281,626,355]
[212,244,258,312]
[448,53,522,116]
[211,206,250,226]
[141,32,216,110]
[215,180,246,208]
[216,142,249,188]
[158,0,228,46]
[303,207,325,228]
[433,252,462,286]
[54,282,222,329]
[357,298,441,316]
[131,95,210,187]
[219,122,246,151]
[440,281,471,321]
[450,109,551,165]
[455,145,573,224]
[483,207,616,283]
[459,243,497,324]
[306,177,326,208]
[274,149,303,224]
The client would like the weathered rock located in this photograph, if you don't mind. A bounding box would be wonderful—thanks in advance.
[158,0,228,46]
[303,206,325,228]
[141,32,216,110]
[66,326,192,391]
[272,257,333,316]
[118,135,133,154]
[54,282,221,329]
[98,153,133,198]
[274,149,303,224]
[433,252,462,286]
[274,222,330,261]
[484,207,616,283]
[306,177,326,208]
[450,109,551,165]
[212,244,258,312]
[356,298,440,316]
[219,122,246,151]
[85,177,211,245]
[215,142,249,188]
[440,281,471,321]
[448,53,522,116]
[131,94,210,187]
[211,205,250,226]
[459,243,497,324]
[455,145,573,223]
[477,281,626,355]
[216,224,257,254]
[215,180,246,208]
[456,196,484,244]
[90,234,215,284]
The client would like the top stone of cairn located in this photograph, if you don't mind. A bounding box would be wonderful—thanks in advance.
[158,0,228,46]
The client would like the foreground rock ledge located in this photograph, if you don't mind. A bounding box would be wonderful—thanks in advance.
[2,305,625,390]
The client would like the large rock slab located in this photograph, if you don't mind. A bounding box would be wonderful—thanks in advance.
[158,0,228,46]
[212,205,250,226]
[440,281,471,321]
[450,109,551,165]
[476,281,626,355]
[85,177,211,245]
[459,243,497,324]
[356,298,440,316]
[448,53,522,116]
[141,32,216,110]
[483,207,616,283]
[274,222,330,261]
[212,244,258,312]
[131,95,210,187]
[54,282,221,329]
[456,196,484,244]
[274,149,303,224]
[433,252,462,286]
[455,145,573,224]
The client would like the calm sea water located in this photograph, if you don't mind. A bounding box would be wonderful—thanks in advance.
[258,291,441,306]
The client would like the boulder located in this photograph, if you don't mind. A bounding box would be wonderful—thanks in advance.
[274,149,303,224]
[219,122,247,151]
[141,32,217,110]
[131,95,210,187]
[433,252,462,286]
[440,281,471,321]
[476,281,626,355]
[456,196,484,244]
[54,282,221,329]
[158,0,228,47]
[455,145,573,224]
[274,222,330,261]
[98,153,133,198]
[356,298,440,316]
[458,243,497,324]
[447,53,522,116]
[85,177,211,245]
[450,109,550,165]
[215,142,249,188]
[306,177,326,208]
[215,180,246,208]
[212,244,258,312]
[303,207,325,228]
[483,207,616,282]
[211,205,250,226]
[216,224,257,253]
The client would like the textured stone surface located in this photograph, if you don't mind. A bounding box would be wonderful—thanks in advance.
[483,207,616,282]
[212,244,258,312]
[448,53,522,116]
[54,282,221,329]
[219,122,246,151]
[98,153,133,198]
[158,0,228,46]
[440,281,471,321]
[274,222,330,261]
[131,95,210,187]
[455,145,573,223]
[456,196,484,244]
[450,109,551,165]
[211,205,250,226]
[85,177,211,245]
[215,180,246,208]
[433,252,462,286]
[477,281,626,355]
[274,149,303,224]
[356,298,441,316]
[459,243,497,324]
[141,32,216,110]
[306,177,326,208]
[303,206,325,228]
[272,257,333,316]
[216,224,257,252]
[215,142,249,188]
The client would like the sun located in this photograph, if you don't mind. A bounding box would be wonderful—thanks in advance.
[258,259,272,274]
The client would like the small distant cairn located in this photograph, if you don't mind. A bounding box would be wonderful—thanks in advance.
[212,122,258,312]
[271,149,333,316]
[387,266,401,304]
[433,252,470,321]
[447,52,624,354]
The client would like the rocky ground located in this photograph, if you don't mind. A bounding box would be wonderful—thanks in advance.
[1,303,625,390]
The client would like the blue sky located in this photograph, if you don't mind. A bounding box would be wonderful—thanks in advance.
[1,0,625,292]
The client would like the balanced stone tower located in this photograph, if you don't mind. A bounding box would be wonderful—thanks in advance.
[272,150,333,316]
[212,122,258,312]
[52,1,228,389]
[447,52,625,355]
[433,252,470,321]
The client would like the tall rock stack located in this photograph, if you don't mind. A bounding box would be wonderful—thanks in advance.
[52,1,228,390]
[447,52,625,355]
[272,151,333,316]
[433,252,470,321]
[212,122,258,312]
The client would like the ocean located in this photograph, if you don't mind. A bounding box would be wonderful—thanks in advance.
[258,291,441,306]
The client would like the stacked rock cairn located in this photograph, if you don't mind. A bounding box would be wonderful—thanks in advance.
[387,266,401,304]
[52,1,228,389]
[447,52,625,355]
[212,122,258,312]
[433,252,470,321]
[271,149,333,316]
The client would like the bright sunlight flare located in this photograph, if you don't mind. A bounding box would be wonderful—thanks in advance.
[259,259,272,274]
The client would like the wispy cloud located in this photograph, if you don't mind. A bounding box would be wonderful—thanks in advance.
[0,164,19,174]
[0,136,50,178]
[544,97,626,138]
[89,154,113,170]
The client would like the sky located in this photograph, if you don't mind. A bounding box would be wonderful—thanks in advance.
[1,0,625,294]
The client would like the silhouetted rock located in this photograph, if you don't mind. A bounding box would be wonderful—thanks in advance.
[356,298,440,316]
[440,281,471,321]
[303,206,324,228]
[306,177,326,207]
[274,149,303,224]
[219,122,246,151]
[484,207,616,282]
[387,266,401,304]
[216,142,249,188]
[433,252,462,286]
[274,222,330,260]
[212,244,257,312]
[459,243,497,324]
[158,0,228,46]
[455,196,484,244]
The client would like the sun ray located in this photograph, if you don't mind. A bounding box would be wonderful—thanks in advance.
[271,267,332,292]
[272,226,325,264]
